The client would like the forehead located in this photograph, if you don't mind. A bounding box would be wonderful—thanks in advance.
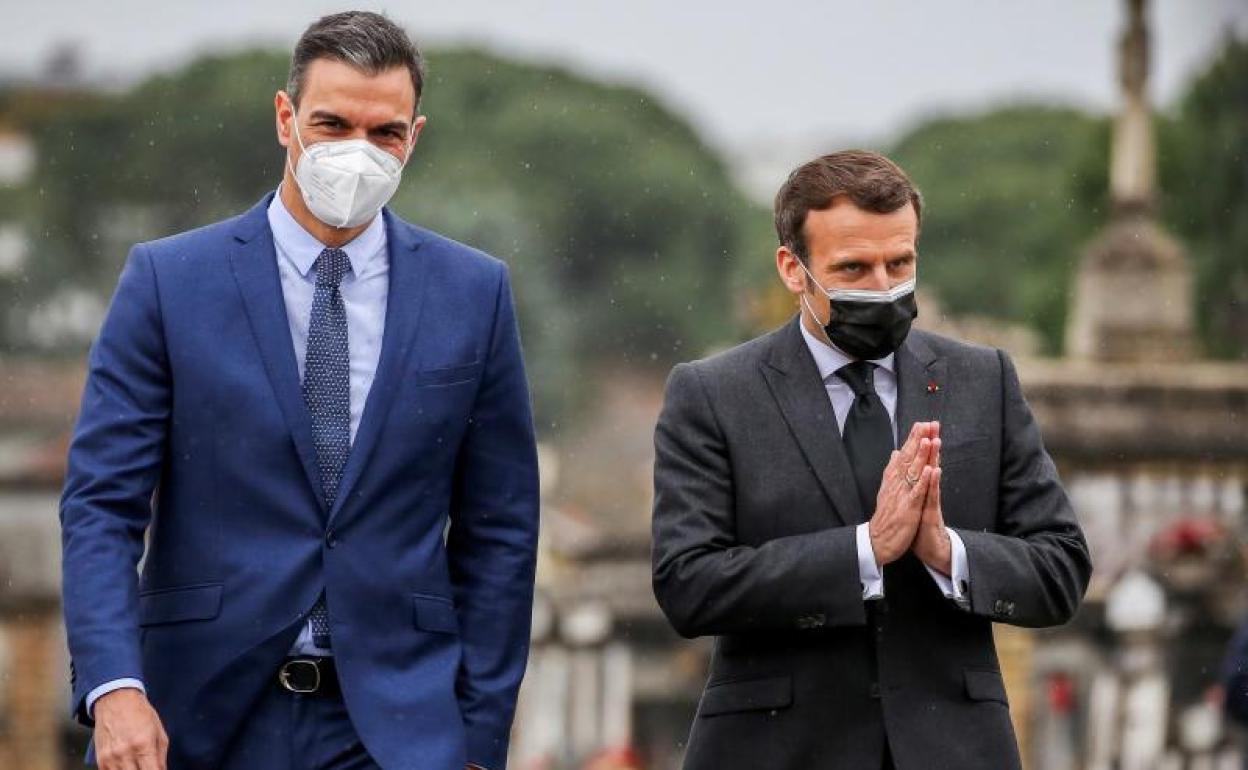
[804,198,918,260]
[298,57,416,123]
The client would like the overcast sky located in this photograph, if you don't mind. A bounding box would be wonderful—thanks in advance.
[3,0,1245,154]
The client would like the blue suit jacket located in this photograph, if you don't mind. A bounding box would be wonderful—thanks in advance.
[60,193,540,770]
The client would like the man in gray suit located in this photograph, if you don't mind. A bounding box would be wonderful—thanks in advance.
[651,150,1091,770]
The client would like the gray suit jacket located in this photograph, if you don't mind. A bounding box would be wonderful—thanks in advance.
[651,317,1091,770]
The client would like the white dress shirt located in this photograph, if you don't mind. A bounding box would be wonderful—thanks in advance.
[86,191,390,714]
[797,321,970,607]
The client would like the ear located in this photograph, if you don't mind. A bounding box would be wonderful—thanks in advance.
[775,245,806,297]
[275,91,294,148]
[411,114,428,142]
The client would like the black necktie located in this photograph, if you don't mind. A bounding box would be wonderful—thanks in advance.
[837,361,893,518]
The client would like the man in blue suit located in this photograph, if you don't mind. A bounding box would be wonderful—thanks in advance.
[60,11,539,770]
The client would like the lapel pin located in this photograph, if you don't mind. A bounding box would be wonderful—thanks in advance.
[927,381,940,394]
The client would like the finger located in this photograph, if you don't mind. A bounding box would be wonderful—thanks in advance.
[106,753,141,770]
[135,741,163,770]
[898,422,925,464]
[925,467,943,521]
[157,728,170,770]
[906,437,932,481]
[95,744,127,770]
[930,436,942,468]
[883,449,901,473]
[907,465,933,506]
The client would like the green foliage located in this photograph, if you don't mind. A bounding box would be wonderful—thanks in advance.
[1157,35,1248,358]
[397,49,765,412]
[887,35,1246,358]
[889,106,1108,353]
[12,51,287,335]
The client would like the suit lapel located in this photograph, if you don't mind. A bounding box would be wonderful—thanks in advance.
[328,210,429,523]
[760,318,865,527]
[894,331,944,446]
[228,194,325,511]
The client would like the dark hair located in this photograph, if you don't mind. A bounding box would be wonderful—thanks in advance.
[287,11,425,112]
[774,150,923,263]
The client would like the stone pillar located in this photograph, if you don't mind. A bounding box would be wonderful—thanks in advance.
[0,491,67,770]
[995,625,1035,769]
[0,603,63,770]
[1066,0,1196,363]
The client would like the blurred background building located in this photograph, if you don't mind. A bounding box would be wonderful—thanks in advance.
[1,1,1245,768]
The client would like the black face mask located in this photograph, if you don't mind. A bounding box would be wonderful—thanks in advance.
[800,265,919,360]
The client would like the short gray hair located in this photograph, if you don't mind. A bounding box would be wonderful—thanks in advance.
[287,11,424,112]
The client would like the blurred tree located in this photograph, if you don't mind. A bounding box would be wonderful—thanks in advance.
[5,48,767,423]
[397,49,769,416]
[1157,34,1248,359]
[889,106,1108,353]
[864,35,1245,359]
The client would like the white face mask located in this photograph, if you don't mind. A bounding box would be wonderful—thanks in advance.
[287,107,412,229]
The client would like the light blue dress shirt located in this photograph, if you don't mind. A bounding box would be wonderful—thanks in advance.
[798,320,970,607]
[269,189,389,655]
[86,190,390,714]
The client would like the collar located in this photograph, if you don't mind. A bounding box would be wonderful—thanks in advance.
[798,316,896,382]
[266,186,387,279]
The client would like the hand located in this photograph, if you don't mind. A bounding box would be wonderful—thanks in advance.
[868,422,937,566]
[94,688,169,770]
[911,425,952,575]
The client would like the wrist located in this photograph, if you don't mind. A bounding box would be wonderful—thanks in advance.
[868,525,888,566]
[95,686,146,715]
[917,528,952,574]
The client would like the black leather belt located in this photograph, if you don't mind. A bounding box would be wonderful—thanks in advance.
[278,657,341,697]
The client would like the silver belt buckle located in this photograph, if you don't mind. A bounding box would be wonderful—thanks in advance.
[278,658,322,694]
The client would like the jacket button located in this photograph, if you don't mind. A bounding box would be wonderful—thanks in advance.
[325,529,338,548]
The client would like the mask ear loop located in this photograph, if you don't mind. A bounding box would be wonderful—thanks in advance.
[795,257,834,329]
[795,257,859,353]
[285,102,312,182]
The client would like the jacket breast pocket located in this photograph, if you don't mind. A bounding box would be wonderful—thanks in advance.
[138,583,223,627]
[412,361,483,388]
[412,592,459,634]
[941,434,992,469]
[699,674,793,717]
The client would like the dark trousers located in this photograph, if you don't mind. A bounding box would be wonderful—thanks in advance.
[219,673,379,770]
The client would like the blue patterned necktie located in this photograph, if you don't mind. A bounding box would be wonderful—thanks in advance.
[302,247,352,649]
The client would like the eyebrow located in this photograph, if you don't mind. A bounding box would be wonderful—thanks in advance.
[827,250,917,268]
[306,110,410,135]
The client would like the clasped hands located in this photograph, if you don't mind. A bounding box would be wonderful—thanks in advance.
[867,421,952,575]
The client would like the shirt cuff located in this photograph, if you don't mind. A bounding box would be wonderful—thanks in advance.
[923,527,970,609]
[86,678,146,718]
[855,522,885,600]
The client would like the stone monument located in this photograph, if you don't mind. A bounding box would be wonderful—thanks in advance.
[1066,0,1196,363]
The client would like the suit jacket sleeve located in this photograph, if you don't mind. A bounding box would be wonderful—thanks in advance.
[60,243,169,724]
[1221,615,1248,725]
[447,263,540,770]
[651,362,866,639]
[954,349,1092,628]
